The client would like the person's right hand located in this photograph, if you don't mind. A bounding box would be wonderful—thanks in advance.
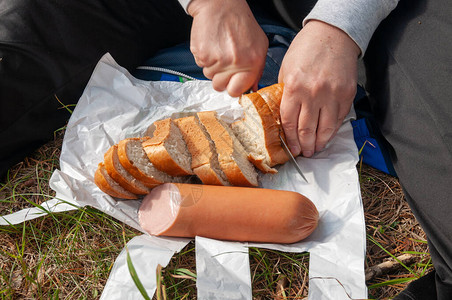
[188,0,268,97]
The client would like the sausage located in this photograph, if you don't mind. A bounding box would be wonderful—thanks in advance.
[138,183,319,244]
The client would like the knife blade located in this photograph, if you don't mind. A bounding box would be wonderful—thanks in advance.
[279,135,309,183]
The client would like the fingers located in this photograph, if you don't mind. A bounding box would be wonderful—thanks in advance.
[211,71,234,91]
[297,104,319,158]
[326,104,351,146]
[280,80,321,158]
[192,51,214,69]
[227,71,257,97]
[315,103,339,152]
[205,56,263,95]
[199,54,262,95]
[281,90,347,158]
[280,93,302,156]
[209,69,259,96]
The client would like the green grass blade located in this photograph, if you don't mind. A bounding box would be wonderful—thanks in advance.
[368,277,415,289]
[358,140,368,156]
[174,268,197,281]
[122,231,151,300]
[420,257,432,276]
[156,264,163,300]
[367,234,419,278]
[409,238,428,244]
[401,251,430,255]
[125,247,151,300]
[54,94,74,114]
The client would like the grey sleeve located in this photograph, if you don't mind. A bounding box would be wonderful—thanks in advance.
[303,0,399,56]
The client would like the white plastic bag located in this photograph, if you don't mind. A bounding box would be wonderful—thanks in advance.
[0,53,367,299]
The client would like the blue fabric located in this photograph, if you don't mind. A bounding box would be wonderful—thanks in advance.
[132,24,296,88]
[352,118,393,175]
[352,86,397,177]
[133,42,207,82]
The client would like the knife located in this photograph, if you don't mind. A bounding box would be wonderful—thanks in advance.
[279,135,309,183]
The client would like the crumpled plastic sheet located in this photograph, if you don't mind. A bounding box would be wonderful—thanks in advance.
[0,53,367,299]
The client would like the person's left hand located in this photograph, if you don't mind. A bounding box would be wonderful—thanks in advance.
[278,20,361,157]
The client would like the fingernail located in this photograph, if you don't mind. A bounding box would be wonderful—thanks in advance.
[302,150,313,157]
[290,146,300,156]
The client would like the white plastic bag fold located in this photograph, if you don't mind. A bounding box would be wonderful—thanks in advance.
[196,237,252,300]
[100,235,189,300]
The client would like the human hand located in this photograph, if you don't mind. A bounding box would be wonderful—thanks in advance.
[188,0,268,97]
[278,20,360,157]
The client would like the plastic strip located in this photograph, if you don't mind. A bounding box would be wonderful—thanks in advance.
[196,237,252,300]
[100,234,189,300]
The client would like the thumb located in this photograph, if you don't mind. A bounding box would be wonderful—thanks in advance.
[227,71,258,97]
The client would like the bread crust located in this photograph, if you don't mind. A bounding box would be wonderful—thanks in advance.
[248,154,278,174]
[117,137,163,188]
[257,83,287,141]
[94,163,137,199]
[193,164,228,186]
[257,83,283,122]
[219,159,261,185]
[142,142,192,176]
[146,118,171,144]
[240,92,289,169]
[104,145,151,195]
[197,111,258,186]
[174,116,229,186]
[142,118,193,176]
[174,116,211,169]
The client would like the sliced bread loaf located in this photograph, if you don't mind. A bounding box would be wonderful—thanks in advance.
[142,118,193,176]
[174,115,230,186]
[104,145,152,195]
[257,83,283,123]
[94,162,137,199]
[197,111,258,187]
[231,92,289,173]
[117,137,176,188]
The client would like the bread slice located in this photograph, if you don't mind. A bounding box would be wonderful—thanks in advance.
[104,145,151,195]
[117,137,176,188]
[142,118,193,176]
[174,115,230,186]
[257,83,283,123]
[94,162,137,199]
[231,92,289,173]
[197,111,258,187]
[257,83,286,141]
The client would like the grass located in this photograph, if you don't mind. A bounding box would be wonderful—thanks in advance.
[360,165,433,299]
[0,132,432,299]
